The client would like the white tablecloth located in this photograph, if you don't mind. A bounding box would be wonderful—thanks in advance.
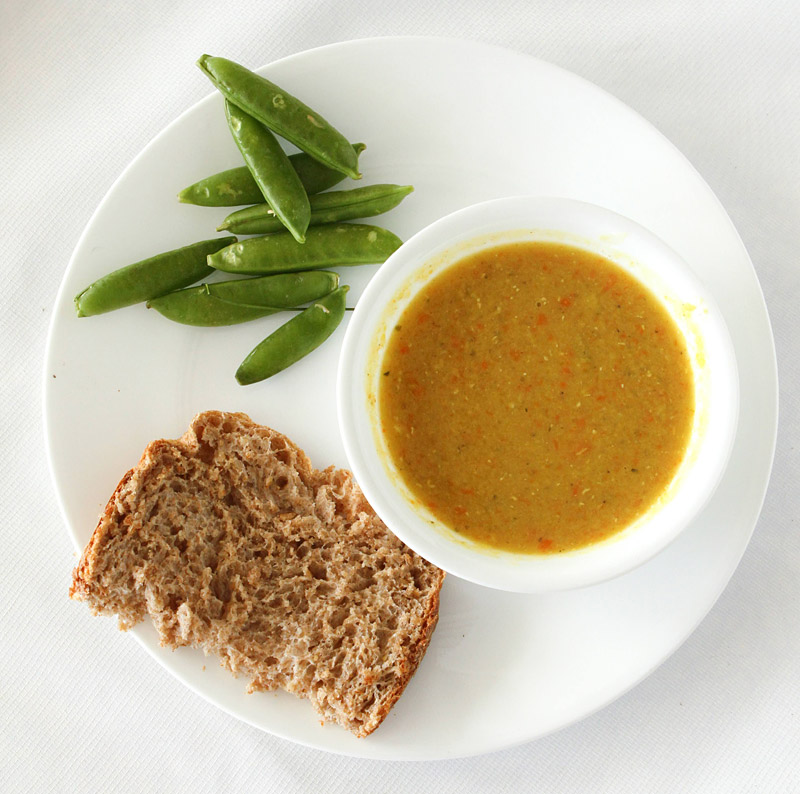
[3,1,798,790]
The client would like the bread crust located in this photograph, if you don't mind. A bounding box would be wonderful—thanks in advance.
[71,410,444,737]
[363,580,442,735]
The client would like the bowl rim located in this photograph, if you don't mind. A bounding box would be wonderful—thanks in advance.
[337,196,739,592]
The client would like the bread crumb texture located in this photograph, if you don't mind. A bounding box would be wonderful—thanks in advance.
[70,411,444,737]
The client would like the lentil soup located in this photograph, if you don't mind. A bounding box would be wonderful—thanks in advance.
[379,241,695,554]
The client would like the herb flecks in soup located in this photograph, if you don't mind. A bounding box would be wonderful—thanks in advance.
[379,241,695,554]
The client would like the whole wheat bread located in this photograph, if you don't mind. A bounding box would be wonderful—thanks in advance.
[70,410,444,737]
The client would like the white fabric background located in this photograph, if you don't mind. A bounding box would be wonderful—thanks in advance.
[2,1,798,791]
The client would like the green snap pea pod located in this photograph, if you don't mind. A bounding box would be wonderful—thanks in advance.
[151,291,279,326]
[218,184,414,234]
[236,285,349,385]
[74,237,236,317]
[146,271,339,326]
[177,144,366,206]
[197,55,361,180]
[225,100,310,243]
[208,223,402,275]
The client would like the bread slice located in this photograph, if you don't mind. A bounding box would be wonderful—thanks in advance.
[70,410,444,737]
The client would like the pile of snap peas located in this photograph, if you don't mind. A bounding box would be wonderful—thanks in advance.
[74,55,413,385]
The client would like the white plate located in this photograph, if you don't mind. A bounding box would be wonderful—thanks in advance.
[44,37,777,760]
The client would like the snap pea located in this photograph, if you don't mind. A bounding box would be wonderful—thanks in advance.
[147,271,339,326]
[74,237,236,317]
[236,285,349,385]
[177,144,366,206]
[197,55,361,180]
[218,184,414,234]
[225,100,310,243]
[208,223,402,275]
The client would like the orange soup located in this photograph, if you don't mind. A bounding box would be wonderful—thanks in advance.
[379,241,695,554]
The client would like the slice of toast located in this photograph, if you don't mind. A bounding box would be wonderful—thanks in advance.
[71,410,444,737]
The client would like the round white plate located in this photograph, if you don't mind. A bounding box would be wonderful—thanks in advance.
[44,37,777,760]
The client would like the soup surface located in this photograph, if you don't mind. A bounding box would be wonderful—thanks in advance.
[379,241,695,554]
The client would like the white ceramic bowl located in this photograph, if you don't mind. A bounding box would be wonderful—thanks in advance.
[337,196,739,592]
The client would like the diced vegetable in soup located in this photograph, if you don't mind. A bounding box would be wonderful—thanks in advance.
[379,241,695,554]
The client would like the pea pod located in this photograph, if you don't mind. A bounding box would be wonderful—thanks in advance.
[177,144,366,206]
[208,223,402,275]
[147,271,339,326]
[236,285,349,385]
[218,184,414,235]
[197,55,361,180]
[74,237,236,317]
[225,100,310,243]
